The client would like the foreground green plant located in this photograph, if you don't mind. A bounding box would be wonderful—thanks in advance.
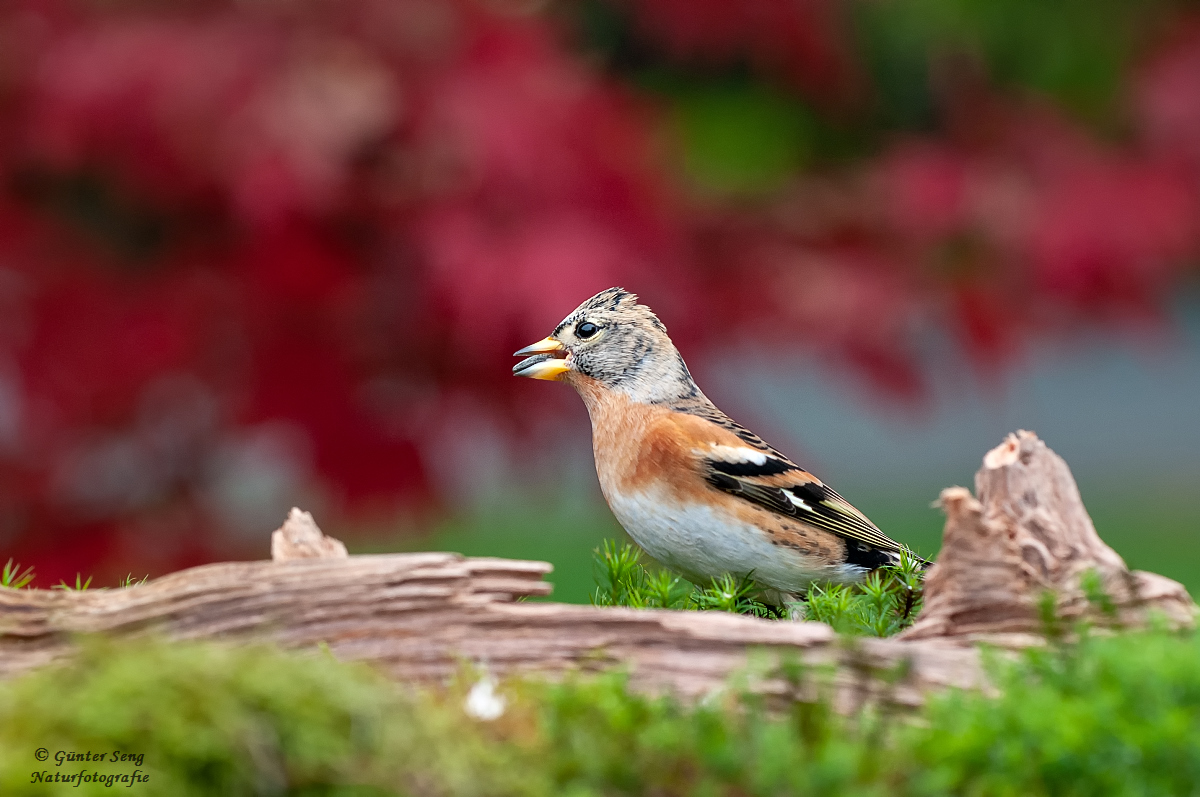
[0,563,152,592]
[0,638,527,797]
[52,574,93,592]
[1,558,35,590]
[2,627,1200,796]
[592,541,925,634]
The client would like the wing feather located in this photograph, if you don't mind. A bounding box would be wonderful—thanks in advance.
[670,403,916,560]
[698,446,904,554]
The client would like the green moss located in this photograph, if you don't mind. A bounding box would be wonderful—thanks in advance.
[911,630,1200,795]
[0,638,525,796]
[1,558,35,590]
[3,629,1200,795]
[592,541,926,635]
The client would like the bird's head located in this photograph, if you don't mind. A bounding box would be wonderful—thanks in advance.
[513,287,697,403]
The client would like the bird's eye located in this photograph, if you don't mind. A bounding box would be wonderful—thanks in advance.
[576,322,599,339]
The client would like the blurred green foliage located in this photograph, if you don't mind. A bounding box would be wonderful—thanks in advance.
[4,627,1200,795]
[1081,480,1200,596]
[853,0,1153,125]
[577,0,1171,194]
[912,626,1200,794]
[669,82,816,195]
[0,639,524,797]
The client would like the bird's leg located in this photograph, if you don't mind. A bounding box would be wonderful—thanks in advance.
[758,587,805,620]
[783,593,805,621]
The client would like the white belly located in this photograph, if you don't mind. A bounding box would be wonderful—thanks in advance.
[604,486,863,592]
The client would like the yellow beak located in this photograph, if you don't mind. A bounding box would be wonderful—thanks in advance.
[513,337,570,381]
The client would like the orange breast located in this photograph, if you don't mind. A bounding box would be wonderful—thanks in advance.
[579,384,746,505]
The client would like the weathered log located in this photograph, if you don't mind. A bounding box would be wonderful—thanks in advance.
[902,430,1195,640]
[0,430,1191,708]
[0,548,983,710]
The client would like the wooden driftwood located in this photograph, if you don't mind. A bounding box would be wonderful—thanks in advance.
[0,547,982,710]
[271,507,348,561]
[0,430,1192,707]
[902,431,1194,640]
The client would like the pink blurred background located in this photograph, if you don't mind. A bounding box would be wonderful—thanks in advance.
[0,0,1197,592]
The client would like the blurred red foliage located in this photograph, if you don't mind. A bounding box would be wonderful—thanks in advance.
[624,0,856,101]
[0,0,1196,583]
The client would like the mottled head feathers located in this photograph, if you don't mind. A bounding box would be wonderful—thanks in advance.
[551,287,699,405]
[554,288,666,335]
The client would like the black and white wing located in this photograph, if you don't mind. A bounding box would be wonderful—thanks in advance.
[698,443,915,565]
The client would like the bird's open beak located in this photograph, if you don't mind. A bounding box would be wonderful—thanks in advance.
[513,337,570,380]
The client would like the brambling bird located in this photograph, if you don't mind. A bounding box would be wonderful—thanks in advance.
[513,287,920,596]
